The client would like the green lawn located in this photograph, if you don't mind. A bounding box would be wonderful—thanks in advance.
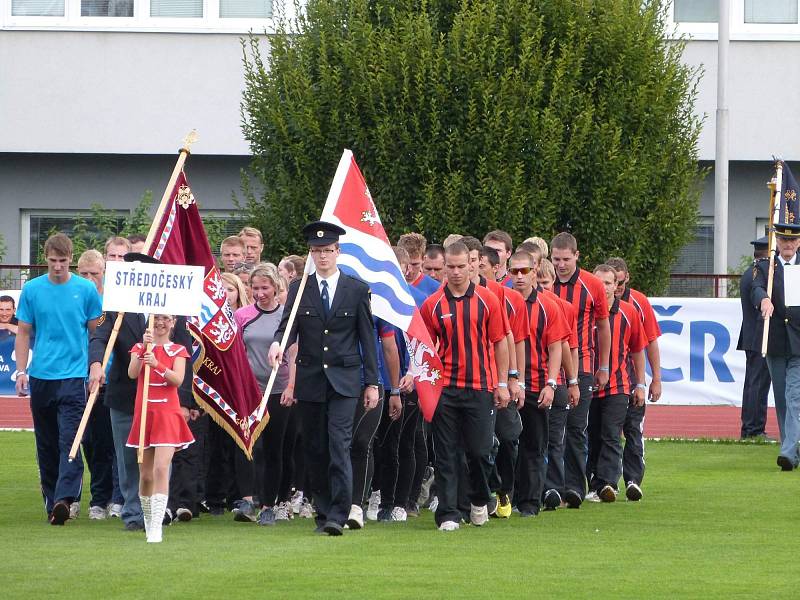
[0,431,797,599]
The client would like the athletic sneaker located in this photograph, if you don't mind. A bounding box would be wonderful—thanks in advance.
[366,490,381,521]
[376,507,392,522]
[69,501,80,520]
[777,455,795,471]
[598,485,617,503]
[428,496,439,513]
[233,499,257,523]
[564,489,583,509]
[417,465,435,506]
[543,489,562,511]
[290,490,304,514]
[298,499,314,519]
[346,504,364,529]
[107,503,123,519]
[88,505,107,520]
[390,506,408,522]
[257,507,277,526]
[275,502,293,521]
[438,520,460,532]
[625,481,643,502]
[585,491,601,503]
[470,504,489,526]
[163,508,174,526]
[50,501,70,526]
[495,494,512,519]
[405,503,420,518]
[487,494,499,517]
[176,508,193,522]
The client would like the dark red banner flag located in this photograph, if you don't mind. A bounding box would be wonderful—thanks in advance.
[147,171,265,457]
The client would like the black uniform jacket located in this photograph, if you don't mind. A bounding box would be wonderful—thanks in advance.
[275,272,379,401]
[751,252,800,357]
[89,312,195,413]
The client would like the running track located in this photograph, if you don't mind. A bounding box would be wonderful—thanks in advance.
[0,396,781,439]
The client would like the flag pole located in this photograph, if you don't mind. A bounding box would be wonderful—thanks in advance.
[255,254,311,421]
[137,314,155,463]
[68,131,199,462]
[761,159,782,357]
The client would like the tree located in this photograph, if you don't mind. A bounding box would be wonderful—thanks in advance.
[241,0,704,293]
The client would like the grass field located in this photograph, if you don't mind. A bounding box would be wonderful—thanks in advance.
[1,431,797,599]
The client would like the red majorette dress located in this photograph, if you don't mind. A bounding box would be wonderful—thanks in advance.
[126,342,195,450]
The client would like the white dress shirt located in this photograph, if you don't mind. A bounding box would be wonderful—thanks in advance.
[317,269,341,307]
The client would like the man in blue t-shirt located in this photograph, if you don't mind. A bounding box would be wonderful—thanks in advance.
[15,233,103,526]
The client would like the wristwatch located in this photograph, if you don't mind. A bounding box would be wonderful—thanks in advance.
[567,378,578,387]
[546,378,558,391]
[508,370,519,379]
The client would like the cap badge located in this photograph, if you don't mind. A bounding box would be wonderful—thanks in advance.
[317,230,324,238]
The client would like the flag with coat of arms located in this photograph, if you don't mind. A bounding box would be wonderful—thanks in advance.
[320,150,443,421]
[147,171,265,457]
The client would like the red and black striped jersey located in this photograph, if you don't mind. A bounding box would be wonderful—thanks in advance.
[480,276,528,343]
[595,298,647,398]
[545,289,578,385]
[420,282,508,391]
[552,268,609,374]
[521,288,570,393]
[621,287,661,342]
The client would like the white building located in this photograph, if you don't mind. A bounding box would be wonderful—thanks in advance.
[1,0,797,278]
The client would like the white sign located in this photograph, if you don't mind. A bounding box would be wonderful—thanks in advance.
[651,297,772,407]
[103,262,204,317]
[783,265,800,306]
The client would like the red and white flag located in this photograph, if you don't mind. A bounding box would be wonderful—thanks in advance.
[320,150,442,421]
[147,171,265,456]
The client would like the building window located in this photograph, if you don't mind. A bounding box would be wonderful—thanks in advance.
[81,0,133,16]
[27,212,127,264]
[668,219,715,296]
[11,0,65,16]
[674,0,718,23]
[150,0,203,17]
[745,0,798,24]
[220,0,272,19]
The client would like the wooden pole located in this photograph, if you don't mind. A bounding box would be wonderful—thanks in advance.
[255,256,311,422]
[67,132,199,462]
[137,314,155,463]
[761,160,783,357]
[68,313,124,461]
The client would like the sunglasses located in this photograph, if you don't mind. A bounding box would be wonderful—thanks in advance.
[509,267,532,275]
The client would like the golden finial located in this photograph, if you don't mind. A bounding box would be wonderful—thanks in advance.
[181,130,199,154]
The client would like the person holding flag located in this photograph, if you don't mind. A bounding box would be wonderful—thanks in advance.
[268,221,380,536]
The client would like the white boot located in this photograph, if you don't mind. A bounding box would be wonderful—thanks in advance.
[149,494,168,543]
[140,495,152,540]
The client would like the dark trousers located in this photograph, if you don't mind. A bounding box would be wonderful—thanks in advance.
[517,393,550,514]
[206,420,254,508]
[741,350,772,438]
[587,393,629,491]
[409,412,429,506]
[395,393,421,508]
[374,391,402,509]
[298,384,358,527]
[545,385,569,495]
[29,377,86,514]
[564,373,593,499]
[431,387,494,526]
[82,386,115,508]
[169,412,207,513]
[279,407,306,499]
[622,401,646,486]
[254,394,292,507]
[351,387,384,506]
[489,401,522,496]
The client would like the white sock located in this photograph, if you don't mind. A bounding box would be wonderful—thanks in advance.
[140,495,152,540]
[149,493,168,543]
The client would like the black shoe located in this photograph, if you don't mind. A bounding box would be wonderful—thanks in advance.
[543,489,561,511]
[777,455,795,471]
[625,482,643,501]
[163,508,174,526]
[208,505,225,516]
[125,520,145,531]
[49,500,70,526]
[487,494,498,517]
[198,501,210,514]
[519,509,538,518]
[376,508,391,522]
[564,489,582,509]
[322,521,343,536]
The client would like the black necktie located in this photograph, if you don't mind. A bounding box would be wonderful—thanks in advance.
[321,280,330,318]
